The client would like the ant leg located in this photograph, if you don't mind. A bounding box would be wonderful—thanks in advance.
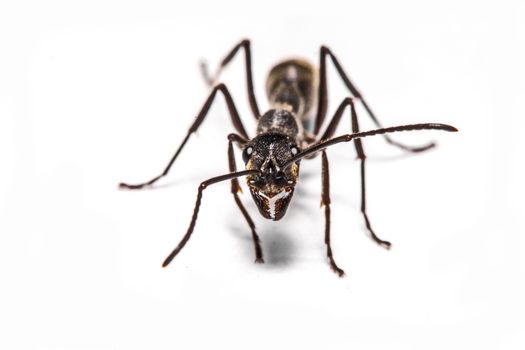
[228,134,264,263]
[314,46,435,152]
[321,151,345,276]
[200,39,261,118]
[318,97,391,248]
[351,108,392,249]
[319,97,355,141]
[119,84,250,190]
[162,169,259,267]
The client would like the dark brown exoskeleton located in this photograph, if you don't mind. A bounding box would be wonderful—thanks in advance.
[119,40,457,276]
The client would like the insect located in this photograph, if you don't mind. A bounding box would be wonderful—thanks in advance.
[119,39,457,276]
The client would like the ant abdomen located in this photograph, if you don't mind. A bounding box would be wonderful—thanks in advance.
[266,59,318,126]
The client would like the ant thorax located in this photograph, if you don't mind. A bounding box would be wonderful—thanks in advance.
[256,109,301,139]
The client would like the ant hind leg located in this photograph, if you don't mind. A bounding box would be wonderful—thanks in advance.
[313,46,435,153]
[199,39,261,119]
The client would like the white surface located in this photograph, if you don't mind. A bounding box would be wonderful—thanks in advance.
[1,1,524,349]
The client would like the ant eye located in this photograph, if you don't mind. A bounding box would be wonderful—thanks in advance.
[242,146,253,163]
[291,146,299,155]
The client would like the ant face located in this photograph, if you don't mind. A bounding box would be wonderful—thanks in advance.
[243,133,300,220]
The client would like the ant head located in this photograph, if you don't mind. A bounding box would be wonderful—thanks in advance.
[242,133,300,221]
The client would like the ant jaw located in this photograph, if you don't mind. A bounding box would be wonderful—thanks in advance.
[247,185,295,221]
[245,160,299,221]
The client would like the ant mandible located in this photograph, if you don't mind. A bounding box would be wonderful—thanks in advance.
[119,39,457,276]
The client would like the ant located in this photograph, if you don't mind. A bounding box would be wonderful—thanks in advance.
[119,39,457,276]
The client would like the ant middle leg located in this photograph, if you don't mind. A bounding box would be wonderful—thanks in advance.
[350,110,392,249]
[319,97,391,249]
[200,39,261,118]
[313,46,435,152]
[119,83,249,190]
[228,133,264,263]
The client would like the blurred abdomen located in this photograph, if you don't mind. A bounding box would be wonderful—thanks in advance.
[266,59,318,131]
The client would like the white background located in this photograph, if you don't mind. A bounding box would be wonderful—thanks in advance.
[1,0,524,349]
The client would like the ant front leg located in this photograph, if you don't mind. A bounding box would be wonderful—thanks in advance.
[314,46,435,152]
[321,150,345,277]
[200,39,261,119]
[320,97,391,249]
[228,133,264,263]
[119,83,250,190]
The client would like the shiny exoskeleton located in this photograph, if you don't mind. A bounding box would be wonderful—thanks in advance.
[120,40,457,276]
[244,59,317,221]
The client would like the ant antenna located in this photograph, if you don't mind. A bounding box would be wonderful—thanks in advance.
[282,123,458,169]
